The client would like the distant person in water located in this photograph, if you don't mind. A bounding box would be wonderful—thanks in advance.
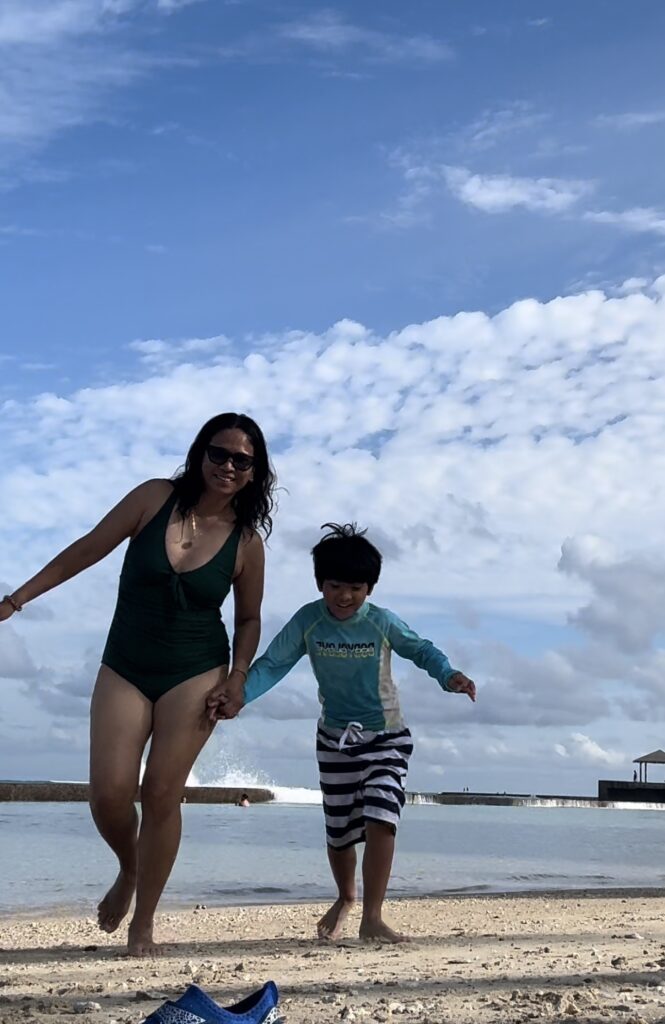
[0,413,276,956]
[209,523,476,943]
[238,793,250,807]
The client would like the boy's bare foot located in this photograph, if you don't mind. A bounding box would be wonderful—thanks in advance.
[97,870,136,933]
[317,897,355,940]
[126,920,161,957]
[359,919,409,944]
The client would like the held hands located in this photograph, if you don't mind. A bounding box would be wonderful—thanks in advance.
[448,671,476,702]
[206,669,247,723]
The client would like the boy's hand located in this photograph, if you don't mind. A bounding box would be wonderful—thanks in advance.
[448,672,476,702]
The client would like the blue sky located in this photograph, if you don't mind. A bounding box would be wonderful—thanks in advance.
[2,1,665,794]
[3,1,665,393]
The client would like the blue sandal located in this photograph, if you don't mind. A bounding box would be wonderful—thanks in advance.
[142,982,280,1024]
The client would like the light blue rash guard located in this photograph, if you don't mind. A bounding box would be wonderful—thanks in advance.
[244,599,458,731]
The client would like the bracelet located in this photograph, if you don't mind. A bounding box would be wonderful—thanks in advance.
[3,594,23,612]
[230,667,248,681]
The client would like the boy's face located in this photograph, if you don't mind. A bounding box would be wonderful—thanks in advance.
[320,580,371,620]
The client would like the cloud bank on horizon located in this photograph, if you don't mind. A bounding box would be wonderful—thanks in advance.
[2,279,665,791]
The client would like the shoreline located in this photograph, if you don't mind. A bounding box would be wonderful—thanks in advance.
[4,883,665,923]
[3,891,665,1023]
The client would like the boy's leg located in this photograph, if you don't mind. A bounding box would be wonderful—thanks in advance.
[317,843,357,939]
[359,820,408,943]
[356,726,413,942]
[316,723,364,940]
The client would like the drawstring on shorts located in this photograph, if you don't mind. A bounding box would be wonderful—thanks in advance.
[338,721,364,750]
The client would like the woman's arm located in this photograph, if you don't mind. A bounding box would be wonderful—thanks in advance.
[0,479,166,620]
[206,531,265,720]
[230,530,265,677]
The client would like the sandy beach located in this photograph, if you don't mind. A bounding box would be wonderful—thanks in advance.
[3,892,665,1023]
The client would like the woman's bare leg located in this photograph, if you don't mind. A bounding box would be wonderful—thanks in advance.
[127,667,223,956]
[89,667,153,933]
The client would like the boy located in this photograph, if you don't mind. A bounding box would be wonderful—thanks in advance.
[212,523,476,943]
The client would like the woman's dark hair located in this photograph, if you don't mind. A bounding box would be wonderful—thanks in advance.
[311,522,382,587]
[172,413,276,537]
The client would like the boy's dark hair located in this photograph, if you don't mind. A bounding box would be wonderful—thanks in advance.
[312,522,382,587]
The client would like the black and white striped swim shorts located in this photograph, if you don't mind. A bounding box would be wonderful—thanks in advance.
[317,723,413,849]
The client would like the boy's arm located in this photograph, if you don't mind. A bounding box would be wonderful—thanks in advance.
[243,610,308,704]
[209,610,307,721]
[385,611,476,700]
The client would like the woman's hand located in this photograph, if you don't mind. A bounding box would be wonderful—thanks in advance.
[448,672,476,702]
[206,670,247,722]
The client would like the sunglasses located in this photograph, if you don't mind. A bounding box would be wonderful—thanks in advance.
[206,444,255,472]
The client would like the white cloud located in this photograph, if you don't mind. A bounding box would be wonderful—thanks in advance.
[0,2,139,180]
[157,0,205,10]
[130,334,232,369]
[368,156,593,229]
[595,111,665,130]
[381,141,665,240]
[456,103,549,152]
[0,1,120,46]
[0,224,44,236]
[559,537,665,655]
[278,9,453,64]
[0,0,199,182]
[443,165,592,214]
[617,277,650,294]
[584,207,665,237]
[554,733,626,768]
[0,624,39,679]
[417,735,460,759]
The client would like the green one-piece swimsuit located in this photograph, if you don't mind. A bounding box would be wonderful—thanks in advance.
[102,489,241,702]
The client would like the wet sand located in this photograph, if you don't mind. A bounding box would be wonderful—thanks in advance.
[2,891,665,1023]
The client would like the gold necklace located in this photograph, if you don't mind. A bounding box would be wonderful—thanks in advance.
[180,511,198,550]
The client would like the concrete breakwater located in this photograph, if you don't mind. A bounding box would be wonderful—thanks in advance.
[0,780,273,804]
[4,781,664,809]
[406,791,597,807]
[406,790,665,808]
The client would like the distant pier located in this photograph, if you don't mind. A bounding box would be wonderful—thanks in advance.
[0,781,274,804]
[597,779,665,803]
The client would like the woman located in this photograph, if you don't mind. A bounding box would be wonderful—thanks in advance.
[0,412,275,955]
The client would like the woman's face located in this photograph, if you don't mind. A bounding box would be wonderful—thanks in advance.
[201,427,255,499]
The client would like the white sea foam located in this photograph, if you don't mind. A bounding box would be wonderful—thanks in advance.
[269,786,321,804]
[184,746,321,803]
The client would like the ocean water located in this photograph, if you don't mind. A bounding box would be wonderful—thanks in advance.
[1,796,665,914]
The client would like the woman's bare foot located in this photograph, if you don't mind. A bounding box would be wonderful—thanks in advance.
[126,920,161,957]
[359,918,409,943]
[97,870,136,933]
[317,897,355,940]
